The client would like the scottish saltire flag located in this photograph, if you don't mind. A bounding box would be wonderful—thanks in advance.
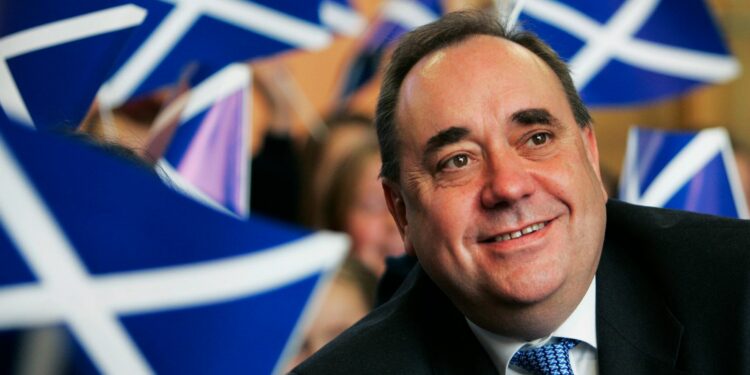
[518,0,740,106]
[144,64,251,217]
[98,0,333,108]
[321,0,366,37]
[0,0,145,130]
[0,118,348,374]
[620,127,749,219]
[337,0,442,101]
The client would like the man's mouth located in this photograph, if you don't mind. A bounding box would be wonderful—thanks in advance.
[482,221,548,243]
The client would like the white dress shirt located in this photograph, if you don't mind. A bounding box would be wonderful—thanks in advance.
[467,278,598,375]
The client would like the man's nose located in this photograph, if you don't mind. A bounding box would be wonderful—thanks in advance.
[480,152,536,209]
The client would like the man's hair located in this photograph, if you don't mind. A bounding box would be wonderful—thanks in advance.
[375,10,592,182]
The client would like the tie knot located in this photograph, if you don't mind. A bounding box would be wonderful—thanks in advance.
[509,338,579,375]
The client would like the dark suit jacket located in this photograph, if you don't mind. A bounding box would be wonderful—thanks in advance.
[292,200,750,374]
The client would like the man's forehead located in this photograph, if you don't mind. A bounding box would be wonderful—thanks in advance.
[398,35,554,112]
[416,49,447,81]
[395,35,556,131]
[413,35,541,78]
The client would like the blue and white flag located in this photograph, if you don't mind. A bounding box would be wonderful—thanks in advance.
[0,0,146,130]
[519,0,740,106]
[337,0,442,102]
[145,64,251,218]
[320,0,366,37]
[0,118,348,374]
[98,0,333,108]
[619,127,749,219]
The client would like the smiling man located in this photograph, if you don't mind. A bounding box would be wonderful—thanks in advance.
[292,10,750,375]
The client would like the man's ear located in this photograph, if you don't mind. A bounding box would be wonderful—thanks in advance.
[580,124,608,199]
[382,180,415,256]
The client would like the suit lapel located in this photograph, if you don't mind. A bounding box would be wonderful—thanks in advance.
[596,204,685,375]
[402,201,691,375]
[408,267,498,375]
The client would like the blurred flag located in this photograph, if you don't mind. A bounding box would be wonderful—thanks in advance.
[98,0,333,108]
[497,0,528,29]
[144,64,251,217]
[619,127,749,219]
[518,0,740,106]
[0,0,145,129]
[0,118,348,374]
[321,0,366,37]
[337,0,442,102]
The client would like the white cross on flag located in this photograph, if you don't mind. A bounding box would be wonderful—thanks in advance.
[519,0,740,106]
[98,0,334,108]
[0,0,146,130]
[619,127,749,219]
[0,118,348,374]
[144,64,252,218]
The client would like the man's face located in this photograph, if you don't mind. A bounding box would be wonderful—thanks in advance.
[384,35,607,333]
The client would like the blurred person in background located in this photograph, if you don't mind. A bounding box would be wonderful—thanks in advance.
[250,63,304,223]
[287,259,377,370]
[301,112,378,227]
[252,59,381,226]
[322,142,404,276]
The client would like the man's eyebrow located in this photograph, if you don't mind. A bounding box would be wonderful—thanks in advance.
[511,108,561,126]
[424,126,470,156]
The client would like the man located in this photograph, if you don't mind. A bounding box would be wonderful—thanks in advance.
[293,10,750,375]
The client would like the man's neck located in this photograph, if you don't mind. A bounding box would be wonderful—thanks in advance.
[457,274,596,340]
[467,278,598,374]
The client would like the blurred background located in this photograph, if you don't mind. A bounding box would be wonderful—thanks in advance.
[2,0,749,373]
[96,0,750,180]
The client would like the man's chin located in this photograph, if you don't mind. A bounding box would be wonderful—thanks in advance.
[486,277,565,308]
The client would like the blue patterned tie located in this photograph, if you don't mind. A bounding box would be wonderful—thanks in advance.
[509,338,579,375]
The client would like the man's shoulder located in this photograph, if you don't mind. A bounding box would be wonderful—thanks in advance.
[290,307,425,374]
[606,199,750,256]
[600,200,750,372]
[607,198,749,227]
[291,266,496,375]
[290,268,434,375]
[605,199,750,285]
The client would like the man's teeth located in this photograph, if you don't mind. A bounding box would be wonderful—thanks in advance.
[494,222,545,242]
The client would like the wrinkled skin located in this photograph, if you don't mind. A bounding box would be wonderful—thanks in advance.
[383,35,608,340]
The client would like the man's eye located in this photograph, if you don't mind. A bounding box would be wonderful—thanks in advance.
[440,154,470,170]
[528,132,551,146]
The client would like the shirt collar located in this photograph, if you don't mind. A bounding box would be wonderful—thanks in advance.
[552,277,597,350]
[467,277,597,373]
